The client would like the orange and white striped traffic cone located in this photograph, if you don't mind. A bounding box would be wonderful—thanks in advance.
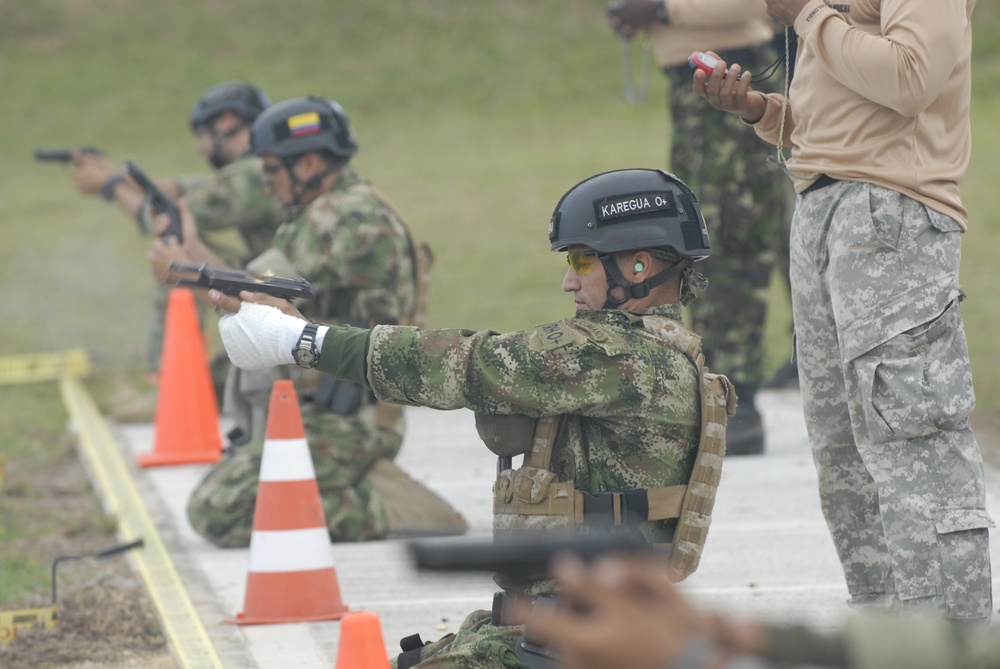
[226,379,348,625]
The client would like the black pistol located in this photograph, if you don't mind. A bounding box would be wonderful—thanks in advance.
[407,533,654,578]
[166,263,317,302]
[34,147,103,163]
[124,160,182,242]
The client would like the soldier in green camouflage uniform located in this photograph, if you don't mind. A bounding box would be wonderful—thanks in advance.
[606,0,795,455]
[184,96,466,547]
[212,168,733,668]
[74,81,282,373]
[664,45,792,402]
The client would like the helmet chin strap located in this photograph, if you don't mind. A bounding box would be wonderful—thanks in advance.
[282,157,341,207]
[599,254,690,310]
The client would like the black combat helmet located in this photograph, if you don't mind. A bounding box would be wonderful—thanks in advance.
[549,168,710,260]
[250,96,358,161]
[189,81,270,129]
[550,169,710,308]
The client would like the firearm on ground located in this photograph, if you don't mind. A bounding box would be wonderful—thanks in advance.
[167,263,317,302]
[34,147,103,163]
[124,159,183,242]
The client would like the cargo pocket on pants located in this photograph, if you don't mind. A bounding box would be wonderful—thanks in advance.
[934,507,994,619]
[852,300,975,444]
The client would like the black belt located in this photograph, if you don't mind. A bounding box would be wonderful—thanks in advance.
[803,174,837,195]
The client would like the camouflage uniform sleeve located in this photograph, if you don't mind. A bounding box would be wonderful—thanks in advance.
[766,614,1000,669]
[364,321,687,417]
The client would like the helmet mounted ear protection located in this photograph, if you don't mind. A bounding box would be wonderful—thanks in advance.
[549,168,710,308]
[251,96,359,205]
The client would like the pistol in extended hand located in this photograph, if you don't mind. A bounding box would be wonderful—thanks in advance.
[124,159,182,242]
[167,263,317,302]
[34,147,103,163]
[407,533,654,578]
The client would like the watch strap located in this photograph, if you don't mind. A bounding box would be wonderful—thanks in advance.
[101,173,126,202]
[293,322,321,368]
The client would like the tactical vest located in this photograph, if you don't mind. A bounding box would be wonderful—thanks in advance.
[477,315,736,580]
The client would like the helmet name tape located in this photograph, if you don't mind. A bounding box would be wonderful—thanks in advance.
[594,191,675,224]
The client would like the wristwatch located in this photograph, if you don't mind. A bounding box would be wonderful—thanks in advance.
[654,0,670,24]
[291,322,321,369]
[101,173,126,202]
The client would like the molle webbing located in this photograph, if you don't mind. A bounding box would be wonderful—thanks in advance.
[491,316,734,580]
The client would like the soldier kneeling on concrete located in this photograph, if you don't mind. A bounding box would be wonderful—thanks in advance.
[167,96,466,546]
[211,168,737,668]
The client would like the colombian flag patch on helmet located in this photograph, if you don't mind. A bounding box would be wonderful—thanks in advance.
[287,111,322,137]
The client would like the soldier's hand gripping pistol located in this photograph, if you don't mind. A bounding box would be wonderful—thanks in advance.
[166,263,317,302]
[124,160,183,242]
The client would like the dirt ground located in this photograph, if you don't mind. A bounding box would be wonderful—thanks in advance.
[0,433,176,669]
[2,410,1000,668]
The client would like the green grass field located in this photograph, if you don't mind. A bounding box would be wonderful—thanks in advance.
[1,0,998,605]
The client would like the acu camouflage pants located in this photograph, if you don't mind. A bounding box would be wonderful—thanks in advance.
[791,179,993,619]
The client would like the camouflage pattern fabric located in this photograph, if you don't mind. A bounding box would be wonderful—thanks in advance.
[790,180,992,620]
[176,154,284,268]
[369,305,702,668]
[187,402,401,547]
[664,44,793,385]
[187,165,422,547]
[264,165,417,325]
[366,305,700,504]
[144,154,282,371]
[390,610,523,669]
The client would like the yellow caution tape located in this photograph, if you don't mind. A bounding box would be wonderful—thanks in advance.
[0,605,57,646]
[0,349,91,385]
[59,375,225,669]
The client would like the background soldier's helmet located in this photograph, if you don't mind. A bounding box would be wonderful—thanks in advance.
[250,96,358,160]
[189,81,270,129]
[549,168,710,260]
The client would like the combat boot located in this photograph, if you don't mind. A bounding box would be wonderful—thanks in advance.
[726,383,765,456]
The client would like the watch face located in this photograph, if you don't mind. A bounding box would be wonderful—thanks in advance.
[293,323,320,368]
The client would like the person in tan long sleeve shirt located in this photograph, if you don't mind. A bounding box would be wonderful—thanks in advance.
[606,0,795,456]
[695,0,991,622]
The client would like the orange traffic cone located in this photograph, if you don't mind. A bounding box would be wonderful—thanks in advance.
[227,380,348,625]
[137,288,222,467]
[336,611,390,669]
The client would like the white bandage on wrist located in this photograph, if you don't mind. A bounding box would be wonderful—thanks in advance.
[218,302,305,370]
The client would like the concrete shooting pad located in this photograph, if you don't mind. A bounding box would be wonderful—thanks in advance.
[108,387,1000,668]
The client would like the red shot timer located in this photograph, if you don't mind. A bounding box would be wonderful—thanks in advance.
[688,51,722,77]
